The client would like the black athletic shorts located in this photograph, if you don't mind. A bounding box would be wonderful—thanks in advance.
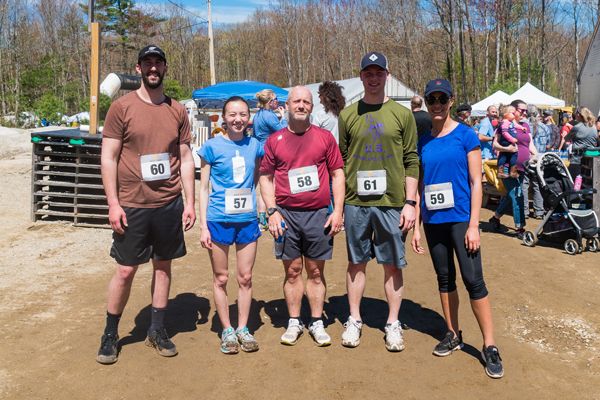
[110,196,186,266]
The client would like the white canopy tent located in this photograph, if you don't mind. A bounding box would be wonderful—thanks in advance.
[288,75,418,113]
[578,19,600,116]
[508,82,565,108]
[471,90,511,116]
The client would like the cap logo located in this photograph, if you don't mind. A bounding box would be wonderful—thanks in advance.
[436,81,441,85]
[149,47,156,51]
[369,54,378,61]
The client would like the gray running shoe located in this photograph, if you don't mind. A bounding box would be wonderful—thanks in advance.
[236,326,259,352]
[96,333,119,364]
[221,327,240,354]
[482,345,504,379]
[145,327,178,357]
[433,331,463,357]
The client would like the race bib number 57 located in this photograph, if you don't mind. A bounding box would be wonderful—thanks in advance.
[140,153,171,181]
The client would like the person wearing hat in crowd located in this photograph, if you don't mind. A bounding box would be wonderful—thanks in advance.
[411,78,504,379]
[338,52,419,352]
[96,45,196,364]
[543,110,561,151]
[456,103,472,126]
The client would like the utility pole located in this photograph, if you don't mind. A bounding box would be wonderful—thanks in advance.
[207,0,216,85]
[89,0,100,135]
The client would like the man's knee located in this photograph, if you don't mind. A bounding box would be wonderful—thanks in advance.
[284,260,303,283]
[115,265,137,284]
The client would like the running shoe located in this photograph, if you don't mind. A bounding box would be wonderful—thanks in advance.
[220,327,239,354]
[516,228,526,240]
[341,316,362,348]
[433,331,463,357]
[308,320,331,346]
[236,326,259,352]
[280,318,304,345]
[145,327,178,357]
[96,333,119,364]
[482,345,504,379]
[384,320,405,352]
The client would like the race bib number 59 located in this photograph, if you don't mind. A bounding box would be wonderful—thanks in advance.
[424,182,454,210]
[140,153,171,181]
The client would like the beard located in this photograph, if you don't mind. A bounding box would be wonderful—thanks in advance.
[142,71,164,89]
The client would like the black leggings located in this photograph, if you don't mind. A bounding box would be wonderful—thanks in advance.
[423,222,488,300]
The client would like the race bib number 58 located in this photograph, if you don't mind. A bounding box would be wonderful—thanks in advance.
[140,153,171,181]
[288,165,320,194]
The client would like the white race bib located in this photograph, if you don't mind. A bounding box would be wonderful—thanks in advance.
[232,150,245,183]
[288,165,319,194]
[357,170,387,196]
[424,182,454,210]
[225,188,253,214]
[140,153,171,181]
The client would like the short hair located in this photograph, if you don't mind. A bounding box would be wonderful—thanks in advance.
[510,99,526,108]
[410,96,423,109]
[486,105,498,113]
[318,81,346,116]
[255,89,276,109]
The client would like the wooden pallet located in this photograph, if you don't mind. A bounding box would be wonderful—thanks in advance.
[30,129,109,228]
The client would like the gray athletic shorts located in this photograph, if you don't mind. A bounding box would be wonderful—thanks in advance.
[344,204,407,268]
[277,207,333,261]
[110,196,186,266]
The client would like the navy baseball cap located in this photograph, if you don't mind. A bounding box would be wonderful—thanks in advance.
[360,52,389,71]
[424,78,453,97]
[138,45,167,63]
[456,103,472,113]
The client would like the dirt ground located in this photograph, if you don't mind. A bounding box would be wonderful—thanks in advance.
[1,126,599,400]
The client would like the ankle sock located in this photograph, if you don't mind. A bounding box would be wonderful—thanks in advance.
[309,317,322,327]
[149,307,167,332]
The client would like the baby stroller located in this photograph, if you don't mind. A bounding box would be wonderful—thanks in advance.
[522,152,599,254]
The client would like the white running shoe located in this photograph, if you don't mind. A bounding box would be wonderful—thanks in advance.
[384,320,405,352]
[280,318,304,345]
[308,320,331,346]
[341,316,363,348]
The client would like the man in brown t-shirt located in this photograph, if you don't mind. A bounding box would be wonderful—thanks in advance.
[96,45,196,365]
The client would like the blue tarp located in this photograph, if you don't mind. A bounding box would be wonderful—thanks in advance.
[192,80,289,109]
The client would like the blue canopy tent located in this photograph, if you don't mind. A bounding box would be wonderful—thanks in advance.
[192,80,289,109]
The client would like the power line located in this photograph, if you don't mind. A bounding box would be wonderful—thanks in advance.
[166,0,208,22]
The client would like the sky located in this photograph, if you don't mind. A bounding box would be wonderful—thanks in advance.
[140,0,272,25]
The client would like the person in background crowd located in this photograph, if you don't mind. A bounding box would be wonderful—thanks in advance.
[456,103,472,126]
[252,89,287,230]
[596,116,600,141]
[489,99,537,240]
[563,107,598,178]
[543,110,561,151]
[313,81,346,143]
[523,107,551,219]
[411,95,432,137]
[412,78,504,379]
[477,105,499,161]
[198,96,263,355]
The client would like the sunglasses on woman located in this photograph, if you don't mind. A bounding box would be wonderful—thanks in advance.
[425,94,450,105]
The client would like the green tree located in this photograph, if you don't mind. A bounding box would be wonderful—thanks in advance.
[163,78,188,101]
[34,93,66,124]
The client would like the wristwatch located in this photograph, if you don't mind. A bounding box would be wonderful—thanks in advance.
[405,200,417,207]
[267,207,279,216]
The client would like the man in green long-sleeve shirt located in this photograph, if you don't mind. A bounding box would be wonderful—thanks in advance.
[338,52,419,352]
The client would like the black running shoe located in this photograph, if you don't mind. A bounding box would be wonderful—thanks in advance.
[516,228,525,240]
[145,327,178,357]
[482,345,504,379]
[433,331,463,357]
[96,333,119,365]
[488,216,508,233]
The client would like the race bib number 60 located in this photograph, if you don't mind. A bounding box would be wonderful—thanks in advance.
[288,165,320,194]
[424,182,454,210]
[140,153,171,181]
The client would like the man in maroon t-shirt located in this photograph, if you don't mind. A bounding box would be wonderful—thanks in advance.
[260,86,345,347]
